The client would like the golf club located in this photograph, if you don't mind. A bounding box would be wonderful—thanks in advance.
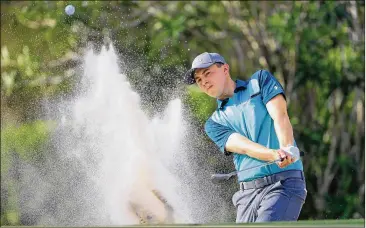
[211,151,305,183]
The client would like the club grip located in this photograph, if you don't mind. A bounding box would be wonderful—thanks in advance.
[279,150,305,161]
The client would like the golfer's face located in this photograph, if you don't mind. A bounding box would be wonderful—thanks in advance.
[194,64,226,98]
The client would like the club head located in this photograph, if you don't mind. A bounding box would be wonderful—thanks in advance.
[210,173,233,184]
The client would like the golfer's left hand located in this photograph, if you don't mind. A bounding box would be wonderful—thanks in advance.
[276,149,295,168]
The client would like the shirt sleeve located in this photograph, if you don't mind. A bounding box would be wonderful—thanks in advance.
[205,118,236,155]
[259,70,286,104]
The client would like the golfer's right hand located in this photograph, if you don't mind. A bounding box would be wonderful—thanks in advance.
[275,149,293,168]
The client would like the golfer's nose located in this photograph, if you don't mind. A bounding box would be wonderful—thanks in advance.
[202,78,209,86]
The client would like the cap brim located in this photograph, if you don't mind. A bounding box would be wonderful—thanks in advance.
[184,68,196,85]
[183,62,216,85]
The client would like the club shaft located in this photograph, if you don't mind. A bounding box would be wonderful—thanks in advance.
[227,150,305,176]
[211,160,281,182]
[211,151,305,182]
[229,159,281,176]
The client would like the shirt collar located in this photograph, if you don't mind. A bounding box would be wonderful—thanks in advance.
[234,79,248,92]
[217,79,248,110]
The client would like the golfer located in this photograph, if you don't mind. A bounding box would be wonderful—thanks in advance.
[184,52,307,222]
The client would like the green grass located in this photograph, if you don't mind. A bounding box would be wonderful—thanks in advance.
[1,219,364,227]
[133,219,365,227]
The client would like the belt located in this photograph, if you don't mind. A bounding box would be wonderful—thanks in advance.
[239,170,304,190]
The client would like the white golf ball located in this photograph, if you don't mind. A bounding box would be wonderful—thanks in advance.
[65,5,75,16]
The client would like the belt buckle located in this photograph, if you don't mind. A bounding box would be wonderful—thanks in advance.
[265,175,273,184]
[254,177,265,188]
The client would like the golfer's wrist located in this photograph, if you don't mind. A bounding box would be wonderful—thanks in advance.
[271,149,280,161]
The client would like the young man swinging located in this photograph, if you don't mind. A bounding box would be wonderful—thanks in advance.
[184,52,307,222]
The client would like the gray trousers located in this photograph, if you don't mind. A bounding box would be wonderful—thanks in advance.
[232,170,307,223]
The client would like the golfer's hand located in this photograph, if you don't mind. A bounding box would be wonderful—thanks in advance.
[275,149,295,168]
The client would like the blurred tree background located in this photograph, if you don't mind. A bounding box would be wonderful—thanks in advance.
[1,0,364,225]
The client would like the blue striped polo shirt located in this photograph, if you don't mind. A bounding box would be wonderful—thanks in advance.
[204,70,303,182]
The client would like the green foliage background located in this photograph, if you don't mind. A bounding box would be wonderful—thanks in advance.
[1,1,364,225]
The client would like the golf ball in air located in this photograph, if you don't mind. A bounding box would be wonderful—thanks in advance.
[65,5,75,15]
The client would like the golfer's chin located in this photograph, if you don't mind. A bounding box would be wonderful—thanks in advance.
[206,92,217,98]
[205,88,219,98]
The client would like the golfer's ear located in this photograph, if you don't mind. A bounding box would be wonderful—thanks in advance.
[224,64,229,75]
